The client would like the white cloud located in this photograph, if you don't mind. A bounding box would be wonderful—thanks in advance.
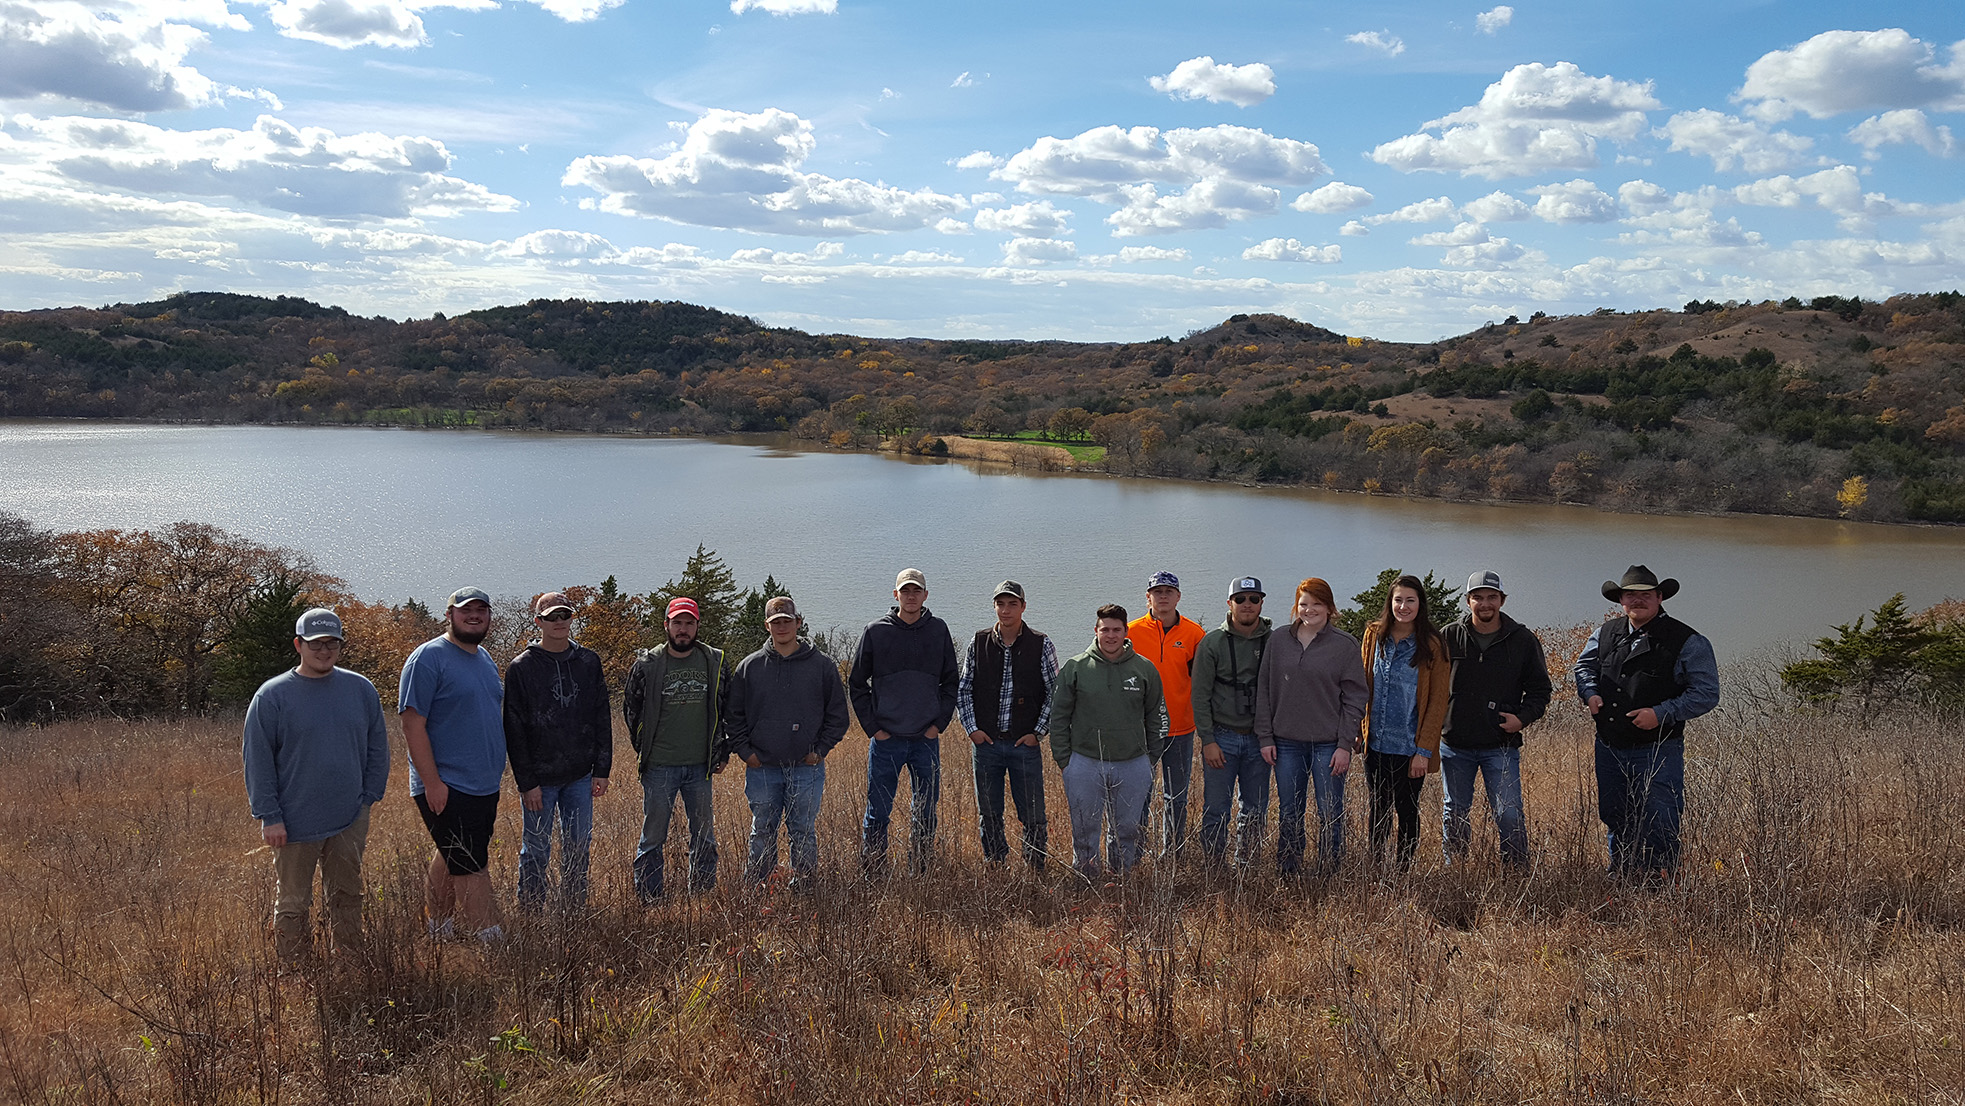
[1526,178,1619,223]
[1346,30,1405,57]
[730,0,836,15]
[887,249,962,263]
[933,216,971,234]
[564,107,968,236]
[1339,220,1370,236]
[954,151,1002,170]
[1410,221,1491,246]
[951,70,975,88]
[1460,189,1532,222]
[1370,61,1659,178]
[730,242,843,264]
[1730,165,1925,226]
[8,112,517,218]
[1475,6,1513,34]
[262,0,427,49]
[0,0,243,110]
[1660,109,1814,172]
[1443,237,1524,265]
[1149,56,1276,107]
[1739,29,1965,121]
[518,0,622,21]
[992,123,1326,235]
[1617,179,1672,215]
[1116,245,1188,262]
[499,229,616,259]
[1848,108,1959,157]
[973,200,1070,237]
[1292,181,1372,213]
[1243,237,1341,263]
[1366,195,1458,224]
[1002,236,1076,265]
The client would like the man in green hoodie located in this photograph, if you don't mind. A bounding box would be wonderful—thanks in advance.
[1050,604,1168,878]
[1191,576,1272,867]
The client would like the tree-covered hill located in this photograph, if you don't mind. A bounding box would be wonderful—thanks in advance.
[3,290,1961,523]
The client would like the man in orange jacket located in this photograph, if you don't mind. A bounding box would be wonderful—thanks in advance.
[1126,571,1207,861]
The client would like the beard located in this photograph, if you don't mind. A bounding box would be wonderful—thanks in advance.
[449,624,489,646]
[666,630,696,652]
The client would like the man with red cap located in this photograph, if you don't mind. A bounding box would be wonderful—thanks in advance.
[624,596,730,902]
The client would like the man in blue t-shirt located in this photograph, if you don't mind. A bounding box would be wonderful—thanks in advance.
[242,607,390,963]
[400,586,508,941]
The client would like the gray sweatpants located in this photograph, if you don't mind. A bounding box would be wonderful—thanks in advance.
[1062,753,1153,877]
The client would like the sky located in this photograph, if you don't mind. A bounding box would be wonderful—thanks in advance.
[2,1,1963,342]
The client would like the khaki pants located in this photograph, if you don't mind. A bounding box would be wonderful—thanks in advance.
[271,806,371,960]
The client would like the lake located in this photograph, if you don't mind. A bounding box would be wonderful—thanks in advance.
[4,419,1961,663]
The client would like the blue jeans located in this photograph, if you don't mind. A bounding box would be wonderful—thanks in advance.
[973,739,1047,865]
[1440,744,1528,866]
[1595,738,1684,876]
[1273,741,1346,873]
[518,777,594,911]
[745,762,826,882]
[1199,728,1271,865]
[862,737,941,873]
[1124,730,1195,863]
[635,764,718,900]
[1062,754,1153,876]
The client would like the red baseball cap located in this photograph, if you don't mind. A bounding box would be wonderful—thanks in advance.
[666,597,700,620]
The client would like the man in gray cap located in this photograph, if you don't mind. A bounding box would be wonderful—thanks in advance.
[400,586,508,941]
[957,580,1059,868]
[1575,566,1719,883]
[1438,570,1552,868]
[1191,576,1273,867]
[850,568,960,876]
[503,590,611,914]
[242,607,390,963]
[729,595,849,886]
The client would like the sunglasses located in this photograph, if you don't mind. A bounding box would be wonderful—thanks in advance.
[1231,594,1262,604]
[536,610,573,622]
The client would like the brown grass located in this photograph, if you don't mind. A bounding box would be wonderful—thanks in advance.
[2,685,1962,1104]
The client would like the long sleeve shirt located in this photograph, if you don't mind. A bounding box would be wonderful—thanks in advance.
[957,630,1060,735]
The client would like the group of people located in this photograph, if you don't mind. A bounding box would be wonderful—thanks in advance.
[240,563,1719,958]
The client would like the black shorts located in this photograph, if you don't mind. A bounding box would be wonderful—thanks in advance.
[414,788,499,876]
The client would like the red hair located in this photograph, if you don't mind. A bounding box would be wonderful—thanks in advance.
[1294,577,1336,612]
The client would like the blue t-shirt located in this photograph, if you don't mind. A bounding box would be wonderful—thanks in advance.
[399,636,506,797]
[1368,635,1421,758]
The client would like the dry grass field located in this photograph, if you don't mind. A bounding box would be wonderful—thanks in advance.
[2,679,1961,1104]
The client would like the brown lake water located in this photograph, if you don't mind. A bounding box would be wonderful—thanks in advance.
[4,420,1961,664]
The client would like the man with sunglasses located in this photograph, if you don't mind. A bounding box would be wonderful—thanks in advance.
[503,591,613,914]
[242,607,390,963]
[1190,577,1273,867]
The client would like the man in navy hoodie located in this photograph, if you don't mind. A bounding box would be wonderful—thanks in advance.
[729,596,849,886]
[850,568,960,876]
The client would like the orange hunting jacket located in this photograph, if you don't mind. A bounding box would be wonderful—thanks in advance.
[1127,612,1206,736]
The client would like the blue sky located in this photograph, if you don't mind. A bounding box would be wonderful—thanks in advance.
[2,1,1962,341]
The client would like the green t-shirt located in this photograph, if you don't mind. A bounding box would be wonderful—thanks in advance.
[647,648,713,767]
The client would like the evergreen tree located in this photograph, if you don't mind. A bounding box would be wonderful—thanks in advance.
[213,571,314,705]
[1336,568,1462,637]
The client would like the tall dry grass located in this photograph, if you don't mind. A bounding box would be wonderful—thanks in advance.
[1,673,1961,1104]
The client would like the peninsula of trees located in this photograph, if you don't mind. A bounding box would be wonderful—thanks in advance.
[3,289,1962,523]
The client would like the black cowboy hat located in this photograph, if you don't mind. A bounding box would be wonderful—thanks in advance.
[1602,565,1680,602]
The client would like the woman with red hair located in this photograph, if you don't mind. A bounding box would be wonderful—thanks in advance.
[1254,578,1368,875]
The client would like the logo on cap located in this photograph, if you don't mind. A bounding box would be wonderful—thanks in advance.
[1230,576,1264,598]
[666,597,700,620]
[1466,570,1505,595]
[295,607,343,641]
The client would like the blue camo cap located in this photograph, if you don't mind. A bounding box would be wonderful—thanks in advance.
[1147,571,1180,590]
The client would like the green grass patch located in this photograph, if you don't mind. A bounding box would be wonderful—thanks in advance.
[969,430,1104,463]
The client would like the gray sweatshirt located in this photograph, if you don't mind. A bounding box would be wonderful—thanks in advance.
[1252,622,1368,752]
[242,667,391,843]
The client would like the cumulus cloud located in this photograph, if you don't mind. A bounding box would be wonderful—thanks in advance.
[1116,245,1188,262]
[954,150,1002,170]
[564,107,968,236]
[973,200,1070,237]
[1660,109,1815,172]
[1370,61,1659,178]
[499,229,617,259]
[1292,180,1372,213]
[1460,189,1532,222]
[1739,29,1965,121]
[1730,165,1923,225]
[1002,236,1076,265]
[1339,220,1369,236]
[1410,222,1492,247]
[9,112,517,218]
[992,123,1326,235]
[1475,6,1513,34]
[730,0,836,15]
[262,0,428,49]
[730,241,844,263]
[1848,108,1959,157]
[1525,178,1619,223]
[887,249,962,263]
[1346,30,1405,56]
[1617,179,1672,215]
[1242,237,1341,262]
[1149,56,1276,107]
[0,0,244,111]
[1366,195,1458,224]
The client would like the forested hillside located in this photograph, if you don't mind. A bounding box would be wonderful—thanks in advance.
[3,290,1962,522]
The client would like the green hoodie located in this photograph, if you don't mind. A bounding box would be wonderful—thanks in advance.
[1191,615,1274,739]
[1049,640,1168,767]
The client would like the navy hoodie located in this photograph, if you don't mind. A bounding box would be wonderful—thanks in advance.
[848,606,960,739]
[727,640,850,766]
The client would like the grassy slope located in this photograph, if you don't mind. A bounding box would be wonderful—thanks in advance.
[2,670,1960,1104]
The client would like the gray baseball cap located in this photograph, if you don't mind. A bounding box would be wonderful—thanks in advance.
[993,580,1025,601]
[1228,576,1264,598]
[447,585,493,609]
[1466,570,1505,595]
[295,607,344,641]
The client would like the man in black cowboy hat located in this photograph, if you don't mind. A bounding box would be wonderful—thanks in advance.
[1573,566,1719,882]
